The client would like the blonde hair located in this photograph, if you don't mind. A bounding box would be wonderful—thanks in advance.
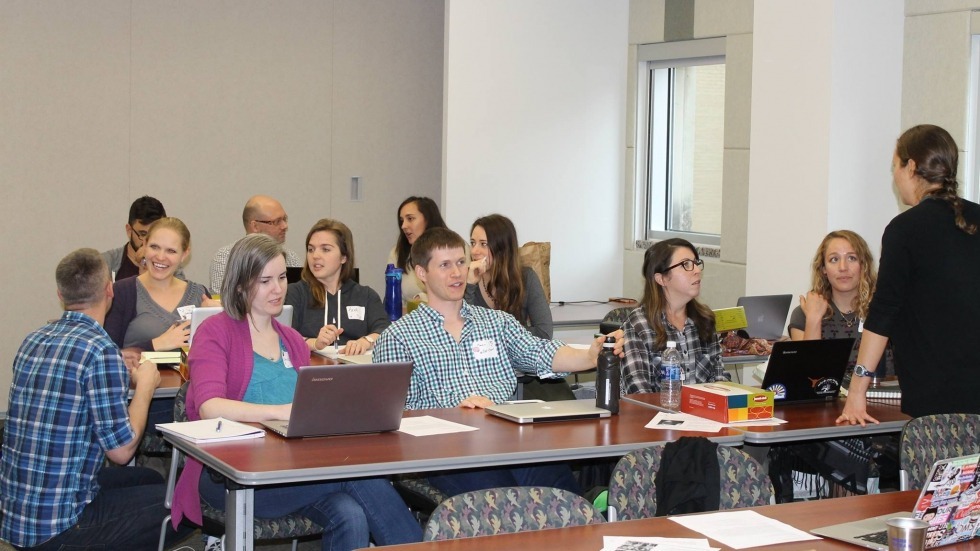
[809,230,876,320]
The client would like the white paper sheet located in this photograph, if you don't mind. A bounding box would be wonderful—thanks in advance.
[669,510,820,549]
[397,416,479,436]
[644,412,787,432]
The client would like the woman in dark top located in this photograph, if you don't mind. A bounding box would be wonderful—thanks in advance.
[788,230,894,383]
[286,219,388,355]
[465,214,552,338]
[840,124,980,424]
[388,196,448,307]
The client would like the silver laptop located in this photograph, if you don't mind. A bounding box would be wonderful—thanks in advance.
[812,453,980,549]
[485,399,611,424]
[189,305,293,346]
[736,294,792,340]
[260,362,413,438]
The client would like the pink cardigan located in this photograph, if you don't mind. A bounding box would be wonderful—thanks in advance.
[171,311,311,528]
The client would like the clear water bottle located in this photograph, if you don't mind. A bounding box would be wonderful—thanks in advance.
[660,340,682,409]
[384,264,403,322]
[595,336,620,414]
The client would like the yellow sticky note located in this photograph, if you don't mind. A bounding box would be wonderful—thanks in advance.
[713,306,748,333]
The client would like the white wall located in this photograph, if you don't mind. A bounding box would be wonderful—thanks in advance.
[442,0,629,302]
[746,0,904,299]
[0,0,444,412]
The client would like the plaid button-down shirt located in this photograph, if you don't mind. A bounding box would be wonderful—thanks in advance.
[0,312,133,547]
[374,302,564,409]
[621,307,729,394]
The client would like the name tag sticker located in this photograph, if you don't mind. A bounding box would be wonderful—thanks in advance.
[346,306,366,320]
[472,339,499,360]
[177,305,195,321]
[282,351,294,369]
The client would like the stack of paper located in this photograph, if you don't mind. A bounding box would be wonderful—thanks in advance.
[156,418,265,444]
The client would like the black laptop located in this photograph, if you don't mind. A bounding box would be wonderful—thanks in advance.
[760,338,855,403]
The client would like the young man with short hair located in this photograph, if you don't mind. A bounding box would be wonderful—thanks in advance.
[374,227,623,495]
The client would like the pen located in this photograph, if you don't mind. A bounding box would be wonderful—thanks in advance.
[215,420,222,433]
[332,317,339,352]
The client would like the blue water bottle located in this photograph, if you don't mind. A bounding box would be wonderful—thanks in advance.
[384,264,403,322]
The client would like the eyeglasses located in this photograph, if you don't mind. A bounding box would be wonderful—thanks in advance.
[663,258,704,273]
[255,216,289,227]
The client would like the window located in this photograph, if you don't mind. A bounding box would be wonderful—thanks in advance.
[635,38,726,246]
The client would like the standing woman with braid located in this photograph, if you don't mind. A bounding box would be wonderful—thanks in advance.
[840,124,980,425]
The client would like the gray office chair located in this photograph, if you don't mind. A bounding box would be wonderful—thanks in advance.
[423,486,604,540]
[157,383,323,551]
[899,413,980,490]
[607,442,774,521]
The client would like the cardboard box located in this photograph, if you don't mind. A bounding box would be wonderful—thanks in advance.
[681,382,774,423]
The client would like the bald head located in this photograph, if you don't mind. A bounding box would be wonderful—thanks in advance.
[242,195,289,243]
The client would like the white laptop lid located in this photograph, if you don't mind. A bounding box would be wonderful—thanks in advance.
[189,305,293,346]
[260,362,413,438]
[485,399,611,424]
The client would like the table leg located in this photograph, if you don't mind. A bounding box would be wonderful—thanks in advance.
[225,486,255,551]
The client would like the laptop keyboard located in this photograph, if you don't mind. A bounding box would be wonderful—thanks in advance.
[855,530,888,545]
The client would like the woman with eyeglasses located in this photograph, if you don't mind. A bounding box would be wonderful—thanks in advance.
[621,238,729,393]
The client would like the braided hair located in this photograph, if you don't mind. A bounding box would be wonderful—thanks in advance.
[896,124,977,235]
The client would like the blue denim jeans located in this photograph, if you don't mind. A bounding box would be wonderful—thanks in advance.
[200,472,421,551]
[18,466,193,551]
[427,463,582,497]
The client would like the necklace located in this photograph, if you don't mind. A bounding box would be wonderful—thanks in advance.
[836,306,857,328]
[479,279,496,307]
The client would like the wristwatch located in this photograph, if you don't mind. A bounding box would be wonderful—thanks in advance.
[853,364,876,378]
[363,335,376,344]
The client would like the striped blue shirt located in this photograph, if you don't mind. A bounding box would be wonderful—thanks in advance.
[374,302,564,409]
[0,311,134,547]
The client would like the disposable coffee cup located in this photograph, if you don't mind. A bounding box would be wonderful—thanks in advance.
[886,517,928,551]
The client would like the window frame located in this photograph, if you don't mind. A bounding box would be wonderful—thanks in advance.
[634,38,727,247]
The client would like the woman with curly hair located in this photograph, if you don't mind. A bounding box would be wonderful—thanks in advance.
[788,230,893,382]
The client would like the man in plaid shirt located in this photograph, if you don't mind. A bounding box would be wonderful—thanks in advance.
[375,228,623,496]
[0,249,190,549]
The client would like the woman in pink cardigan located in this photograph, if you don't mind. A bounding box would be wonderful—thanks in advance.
[171,234,420,550]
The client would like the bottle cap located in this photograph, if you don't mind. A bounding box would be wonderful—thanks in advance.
[666,340,677,347]
[602,335,616,348]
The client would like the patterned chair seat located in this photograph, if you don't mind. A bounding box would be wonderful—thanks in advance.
[900,413,980,490]
[608,441,773,521]
[424,486,604,541]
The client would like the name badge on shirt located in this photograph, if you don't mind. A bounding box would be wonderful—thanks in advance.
[282,351,294,369]
[472,339,499,360]
[177,305,195,321]
[346,306,366,321]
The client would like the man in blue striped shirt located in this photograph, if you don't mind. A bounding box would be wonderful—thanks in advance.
[375,228,623,496]
[0,249,189,549]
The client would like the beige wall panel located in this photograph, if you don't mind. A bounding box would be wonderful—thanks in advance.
[630,0,666,44]
[724,32,753,150]
[720,148,749,266]
[0,1,132,409]
[331,0,445,293]
[907,0,980,16]
[130,1,334,285]
[626,45,638,149]
[694,0,753,38]
[901,11,971,141]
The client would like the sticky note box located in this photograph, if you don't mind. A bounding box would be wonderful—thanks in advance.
[681,382,774,423]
